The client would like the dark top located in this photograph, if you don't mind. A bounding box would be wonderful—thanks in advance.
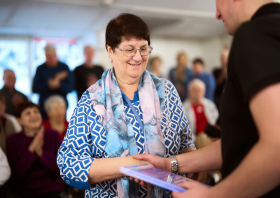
[6,129,64,197]
[220,3,280,197]
[0,86,28,116]
[32,62,74,118]
[168,67,193,101]
[74,64,104,100]
[213,68,226,108]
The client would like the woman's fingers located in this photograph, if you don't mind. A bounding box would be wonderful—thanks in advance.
[187,172,193,179]
[197,172,207,183]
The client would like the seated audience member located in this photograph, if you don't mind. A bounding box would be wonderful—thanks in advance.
[183,79,218,146]
[0,69,28,116]
[0,95,22,133]
[0,147,11,186]
[0,96,16,153]
[6,101,65,198]
[32,44,74,119]
[169,52,193,101]
[213,50,229,108]
[149,56,162,78]
[74,45,104,100]
[188,58,216,101]
[42,95,68,142]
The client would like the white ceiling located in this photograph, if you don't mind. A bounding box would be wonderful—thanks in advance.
[0,0,227,40]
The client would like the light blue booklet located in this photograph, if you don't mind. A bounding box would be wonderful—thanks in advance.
[120,164,191,192]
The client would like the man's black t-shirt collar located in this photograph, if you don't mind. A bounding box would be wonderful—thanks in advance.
[252,2,280,20]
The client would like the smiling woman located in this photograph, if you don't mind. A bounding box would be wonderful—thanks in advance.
[57,13,196,198]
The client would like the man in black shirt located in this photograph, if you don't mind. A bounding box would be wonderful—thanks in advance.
[133,0,280,197]
[74,46,104,100]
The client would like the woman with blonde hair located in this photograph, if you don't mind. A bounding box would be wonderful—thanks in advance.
[168,52,193,101]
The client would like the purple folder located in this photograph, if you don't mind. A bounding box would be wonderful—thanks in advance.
[120,164,190,192]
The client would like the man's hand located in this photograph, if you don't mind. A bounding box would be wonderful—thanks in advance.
[132,154,171,172]
[55,71,68,81]
[172,180,211,198]
[48,77,60,89]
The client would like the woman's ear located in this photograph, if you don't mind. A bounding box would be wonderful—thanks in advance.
[107,45,113,57]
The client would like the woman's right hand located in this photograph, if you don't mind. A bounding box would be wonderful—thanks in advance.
[132,154,171,172]
[130,154,170,187]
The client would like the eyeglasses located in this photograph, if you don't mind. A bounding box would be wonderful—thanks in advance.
[116,46,153,57]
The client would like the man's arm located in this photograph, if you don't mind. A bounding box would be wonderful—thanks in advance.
[173,83,280,198]
[133,139,222,174]
[177,139,222,173]
[32,67,50,93]
[207,83,280,198]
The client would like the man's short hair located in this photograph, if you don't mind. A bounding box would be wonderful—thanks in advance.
[44,44,56,53]
[192,58,204,66]
[3,69,14,76]
[15,101,40,118]
[84,45,94,52]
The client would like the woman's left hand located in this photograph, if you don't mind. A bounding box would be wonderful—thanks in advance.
[172,180,211,198]
[187,171,207,183]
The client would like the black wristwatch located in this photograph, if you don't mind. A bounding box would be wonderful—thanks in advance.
[170,155,178,174]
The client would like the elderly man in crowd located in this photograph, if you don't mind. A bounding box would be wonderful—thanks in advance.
[32,44,74,119]
[0,69,28,116]
[74,45,104,100]
[183,79,218,146]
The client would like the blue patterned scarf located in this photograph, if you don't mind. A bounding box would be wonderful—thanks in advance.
[88,68,166,198]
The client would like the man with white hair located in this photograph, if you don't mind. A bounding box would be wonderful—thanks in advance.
[133,0,280,197]
[32,44,74,119]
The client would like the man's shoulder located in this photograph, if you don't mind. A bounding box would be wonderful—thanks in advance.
[36,63,47,71]
[94,65,104,70]
[235,14,280,43]
[58,61,70,69]
[15,89,27,99]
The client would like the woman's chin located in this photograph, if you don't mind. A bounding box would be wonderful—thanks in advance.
[127,69,144,79]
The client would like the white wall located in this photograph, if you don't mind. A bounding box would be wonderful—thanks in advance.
[150,37,202,78]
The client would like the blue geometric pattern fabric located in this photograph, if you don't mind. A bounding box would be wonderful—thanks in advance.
[57,78,195,198]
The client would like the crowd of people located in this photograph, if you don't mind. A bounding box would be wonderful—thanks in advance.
[0,44,104,198]
[0,25,227,198]
[0,30,225,198]
[1,0,279,197]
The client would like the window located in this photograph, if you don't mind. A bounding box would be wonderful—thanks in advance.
[0,39,30,97]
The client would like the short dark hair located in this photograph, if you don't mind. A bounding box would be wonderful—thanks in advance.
[105,13,150,51]
[15,101,40,118]
[193,58,204,66]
